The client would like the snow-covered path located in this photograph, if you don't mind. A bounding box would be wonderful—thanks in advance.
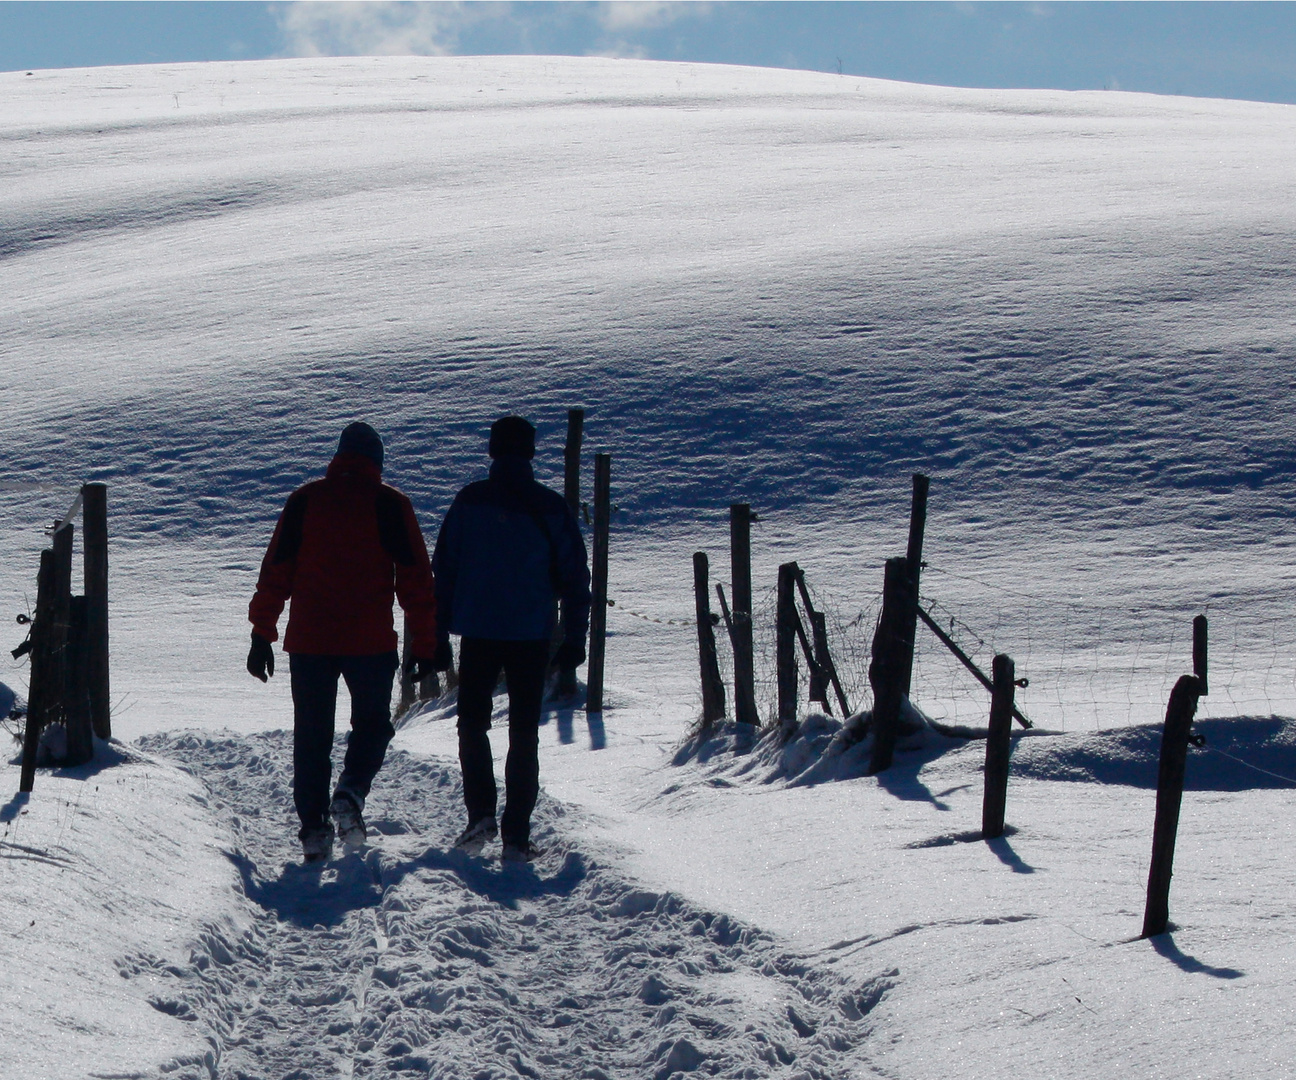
[136,730,886,1080]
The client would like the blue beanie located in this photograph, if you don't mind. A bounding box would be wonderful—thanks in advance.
[337,422,384,468]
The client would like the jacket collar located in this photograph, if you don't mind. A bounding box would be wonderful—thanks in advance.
[489,455,534,485]
[327,452,382,483]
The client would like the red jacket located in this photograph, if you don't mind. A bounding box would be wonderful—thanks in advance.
[249,453,437,656]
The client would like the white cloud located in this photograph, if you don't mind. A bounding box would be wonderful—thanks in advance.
[276,1,483,58]
[596,1,710,33]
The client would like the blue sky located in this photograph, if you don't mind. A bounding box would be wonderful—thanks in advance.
[3,2,1296,103]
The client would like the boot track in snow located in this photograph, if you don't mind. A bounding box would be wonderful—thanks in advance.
[128,730,892,1079]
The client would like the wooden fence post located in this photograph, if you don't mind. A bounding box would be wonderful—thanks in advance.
[869,556,911,774]
[557,409,586,697]
[776,562,799,736]
[1193,615,1208,696]
[693,553,726,727]
[20,551,56,792]
[1142,673,1204,938]
[585,453,611,713]
[795,568,851,717]
[901,473,929,695]
[64,595,94,765]
[82,483,110,740]
[729,504,759,726]
[982,654,1016,839]
[398,613,442,716]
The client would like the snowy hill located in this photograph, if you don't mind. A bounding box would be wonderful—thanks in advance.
[2,56,1295,1079]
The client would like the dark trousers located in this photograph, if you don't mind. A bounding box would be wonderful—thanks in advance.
[289,651,399,836]
[456,637,550,847]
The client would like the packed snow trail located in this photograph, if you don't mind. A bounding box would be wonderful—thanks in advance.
[133,730,890,1079]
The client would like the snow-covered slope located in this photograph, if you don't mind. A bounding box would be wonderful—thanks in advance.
[2,56,1295,1080]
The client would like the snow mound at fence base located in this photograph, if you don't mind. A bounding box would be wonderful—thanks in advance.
[134,729,889,1080]
[675,711,1296,792]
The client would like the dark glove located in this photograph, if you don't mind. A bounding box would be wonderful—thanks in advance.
[553,639,586,671]
[433,639,454,672]
[405,655,436,682]
[247,632,274,682]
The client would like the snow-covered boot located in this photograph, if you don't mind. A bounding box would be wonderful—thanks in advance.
[454,815,498,855]
[301,823,335,864]
[330,791,367,852]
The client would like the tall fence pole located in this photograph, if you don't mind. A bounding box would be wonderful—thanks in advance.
[981,654,1016,839]
[869,556,911,774]
[1193,615,1208,696]
[901,473,929,695]
[1142,673,1204,938]
[693,553,726,728]
[19,551,57,793]
[82,482,110,740]
[557,409,586,697]
[729,503,758,726]
[585,453,611,713]
[776,562,799,737]
[64,595,93,765]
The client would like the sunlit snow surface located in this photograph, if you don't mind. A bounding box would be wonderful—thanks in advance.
[2,56,1295,1079]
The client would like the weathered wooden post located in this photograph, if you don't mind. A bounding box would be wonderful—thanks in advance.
[51,522,74,744]
[82,482,110,740]
[869,556,911,774]
[64,595,94,765]
[729,503,758,727]
[398,613,442,716]
[693,553,726,727]
[795,567,850,717]
[982,654,1016,839]
[557,408,586,697]
[776,562,799,736]
[19,550,56,793]
[1193,615,1208,696]
[585,453,611,713]
[901,473,929,696]
[1142,673,1204,937]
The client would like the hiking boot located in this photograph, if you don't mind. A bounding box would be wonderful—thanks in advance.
[501,840,541,864]
[301,823,335,864]
[454,815,498,855]
[330,791,367,852]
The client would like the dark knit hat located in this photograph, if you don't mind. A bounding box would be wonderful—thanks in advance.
[337,422,384,469]
[489,415,536,460]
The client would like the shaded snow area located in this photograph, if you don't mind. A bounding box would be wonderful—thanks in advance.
[4,54,1296,1079]
[125,730,882,1080]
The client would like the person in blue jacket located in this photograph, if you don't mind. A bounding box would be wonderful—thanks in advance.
[432,415,591,862]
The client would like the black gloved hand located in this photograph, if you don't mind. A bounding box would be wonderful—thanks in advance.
[553,639,586,671]
[405,655,436,682]
[433,639,454,672]
[247,632,274,682]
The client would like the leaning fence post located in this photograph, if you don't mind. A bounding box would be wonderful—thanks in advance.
[729,504,758,726]
[982,654,1016,839]
[82,482,110,740]
[901,473,929,695]
[20,550,57,793]
[776,562,799,736]
[557,408,586,697]
[1142,673,1204,938]
[869,556,911,774]
[1193,615,1208,696]
[693,553,726,727]
[585,453,611,713]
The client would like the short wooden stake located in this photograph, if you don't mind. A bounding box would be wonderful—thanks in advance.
[982,654,1015,839]
[869,556,911,774]
[584,453,611,713]
[693,553,726,727]
[81,483,110,740]
[19,550,56,792]
[795,568,850,716]
[776,562,799,736]
[398,613,442,715]
[729,504,758,727]
[1142,674,1204,938]
[1193,615,1208,696]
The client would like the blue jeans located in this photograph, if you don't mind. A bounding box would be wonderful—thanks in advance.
[289,651,399,837]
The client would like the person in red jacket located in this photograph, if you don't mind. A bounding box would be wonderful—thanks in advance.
[247,422,437,863]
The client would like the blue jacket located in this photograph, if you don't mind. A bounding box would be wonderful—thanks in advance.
[432,456,592,643]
